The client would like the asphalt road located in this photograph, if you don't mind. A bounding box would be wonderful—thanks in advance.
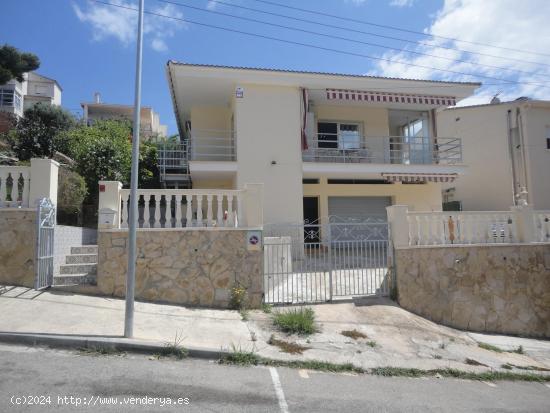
[0,344,549,412]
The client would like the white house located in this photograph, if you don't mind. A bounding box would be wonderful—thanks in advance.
[166,62,479,226]
[81,93,168,139]
[438,98,550,211]
[0,72,62,119]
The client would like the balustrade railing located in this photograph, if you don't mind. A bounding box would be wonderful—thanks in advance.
[407,211,517,246]
[119,189,245,229]
[0,166,30,208]
[534,211,550,242]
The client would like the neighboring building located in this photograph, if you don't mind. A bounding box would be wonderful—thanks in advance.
[0,72,62,132]
[438,98,550,211]
[166,62,479,226]
[81,94,168,139]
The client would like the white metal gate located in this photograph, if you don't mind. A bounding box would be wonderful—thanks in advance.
[263,217,390,304]
[35,198,55,290]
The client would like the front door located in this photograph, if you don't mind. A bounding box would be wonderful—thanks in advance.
[303,196,320,243]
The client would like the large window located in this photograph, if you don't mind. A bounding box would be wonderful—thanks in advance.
[317,122,361,149]
[0,89,22,110]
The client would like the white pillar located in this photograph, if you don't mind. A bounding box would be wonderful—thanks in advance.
[386,205,410,248]
[511,205,536,243]
[29,158,59,207]
[98,181,122,229]
[243,183,264,227]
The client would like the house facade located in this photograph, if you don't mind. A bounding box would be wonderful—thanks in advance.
[438,99,550,211]
[81,94,168,139]
[0,72,62,132]
[166,62,479,226]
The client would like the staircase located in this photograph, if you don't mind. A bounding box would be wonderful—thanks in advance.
[54,246,98,287]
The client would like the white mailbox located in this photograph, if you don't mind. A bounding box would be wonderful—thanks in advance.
[98,208,117,229]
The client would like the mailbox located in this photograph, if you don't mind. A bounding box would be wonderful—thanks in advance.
[98,208,117,229]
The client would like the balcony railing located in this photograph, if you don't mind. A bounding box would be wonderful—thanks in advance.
[303,135,462,165]
[189,129,236,161]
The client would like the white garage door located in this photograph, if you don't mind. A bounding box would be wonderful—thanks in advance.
[328,196,391,222]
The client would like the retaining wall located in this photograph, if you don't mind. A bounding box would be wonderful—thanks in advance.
[396,244,550,337]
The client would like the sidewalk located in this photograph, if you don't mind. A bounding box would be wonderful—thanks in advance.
[1,285,549,374]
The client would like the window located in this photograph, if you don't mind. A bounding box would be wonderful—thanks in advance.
[0,89,14,107]
[317,122,361,149]
[546,126,550,150]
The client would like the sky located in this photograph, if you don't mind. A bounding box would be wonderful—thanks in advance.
[2,0,550,135]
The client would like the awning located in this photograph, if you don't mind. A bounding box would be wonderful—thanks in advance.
[381,173,458,183]
[326,88,456,106]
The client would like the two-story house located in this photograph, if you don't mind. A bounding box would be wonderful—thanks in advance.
[0,72,62,132]
[81,93,168,139]
[438,98,550,211]
[166,62,479,227]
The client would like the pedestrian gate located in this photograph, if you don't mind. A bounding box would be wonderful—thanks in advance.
[263,217,391,304]
[35,198,55,290]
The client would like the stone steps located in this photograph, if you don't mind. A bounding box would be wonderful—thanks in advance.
[53,273,97,287]
[71,245,98,255]
[59,263,97,275]
[65,253,98,264]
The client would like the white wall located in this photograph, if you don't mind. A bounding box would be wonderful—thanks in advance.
[234,84,303,225]
[437,105,515,210]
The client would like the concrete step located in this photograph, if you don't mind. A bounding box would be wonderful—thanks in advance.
[53,273,97,287]
[59,263,97,275]
[71,245,98,255]
[65,254,98,265]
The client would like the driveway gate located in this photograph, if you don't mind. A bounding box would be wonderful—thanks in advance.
[35,198,55,290]
[263,217,390,304]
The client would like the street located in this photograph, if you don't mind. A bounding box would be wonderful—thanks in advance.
[0,344,549,412]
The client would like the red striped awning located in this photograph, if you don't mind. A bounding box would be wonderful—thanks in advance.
[326,89,456,107]
[381,173,458,183]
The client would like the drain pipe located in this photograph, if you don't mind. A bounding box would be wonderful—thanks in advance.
[506,109,518,205]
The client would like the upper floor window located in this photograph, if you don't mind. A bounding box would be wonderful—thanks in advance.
[0,89,22,110]
[34,84,48,95]
[317,122,361,150]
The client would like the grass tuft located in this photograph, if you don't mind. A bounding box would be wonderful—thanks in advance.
[272,307,316,335]
[78,346,123,357]
[240,309,250,321]
[465,358,488,367]
[513,345,524,354]
[478,342,504,353]
[158,331,188,360]
[261,303,273,314]
[268,334,310,354]
[370,367,550,382]
[341,329,368,340]
[366,341,377,348]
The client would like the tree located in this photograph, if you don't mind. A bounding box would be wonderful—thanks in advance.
[57,167,88,226]
[139,140,160,189]
[10,103,76,160]
[0,44,40,85]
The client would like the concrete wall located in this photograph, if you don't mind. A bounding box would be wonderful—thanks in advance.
[396,244,550,337]
[234,84,303,225]
[97,229,263,308]
[0,209,36,288]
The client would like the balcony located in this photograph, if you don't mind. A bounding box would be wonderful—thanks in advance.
[189,129,236,161]
[302,134,462,165]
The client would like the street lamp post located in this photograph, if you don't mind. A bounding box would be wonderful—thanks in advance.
[125,0,145,338]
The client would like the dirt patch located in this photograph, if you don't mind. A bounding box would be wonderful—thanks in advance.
[268,335,310,355]
[341,329,368,340]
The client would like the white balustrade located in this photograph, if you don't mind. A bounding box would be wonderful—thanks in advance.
[118,189,245,229]
[407,211,518,246]
[533,211,550,242]
[0,166,31,208]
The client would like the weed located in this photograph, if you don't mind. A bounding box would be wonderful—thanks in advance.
[261,303,273,314]
[501,363,513,370]
[341,329,368,340]
[478,342,504,353]
[272,307,316,335]
[240,309,250,321]
[229,284,248,310]
[513,345,524,355]
[439,342,446,350]
[389,284,398,301]
[250,331,257,342]
[158,331,188,360]
[500,363,550,372]
[366,341,377,348]
[78,346,122,357]
[434,355,442,360]
[370,367,550,382]
[268,334,310,355]
[220,344,260,366]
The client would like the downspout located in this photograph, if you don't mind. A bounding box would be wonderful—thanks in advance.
[516,107,530,205]
[506,109,518,205]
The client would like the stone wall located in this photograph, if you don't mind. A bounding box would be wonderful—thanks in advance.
[396,244,550,337]
[97,229,263,308]
[0,209,36,288]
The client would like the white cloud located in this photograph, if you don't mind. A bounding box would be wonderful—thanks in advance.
[370,0,550,104]
[389,0,414,7]
[206,1,218,10]
[73,0,185,52]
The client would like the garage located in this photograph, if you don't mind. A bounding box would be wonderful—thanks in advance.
[328,196,391,222]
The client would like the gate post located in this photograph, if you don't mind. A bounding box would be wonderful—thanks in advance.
[386,205,410,248]
[29,158,59,207]
[327,222,333,302]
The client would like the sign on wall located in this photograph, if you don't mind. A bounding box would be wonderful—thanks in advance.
[235,87,244,98]
[246,230,262,251]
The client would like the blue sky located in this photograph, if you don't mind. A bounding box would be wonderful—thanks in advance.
[2,0,549,135]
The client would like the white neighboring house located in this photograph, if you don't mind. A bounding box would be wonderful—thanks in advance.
[81,94,168,140]
[438,98,550,211]
[166,62,479,226]
[0,72,62,118]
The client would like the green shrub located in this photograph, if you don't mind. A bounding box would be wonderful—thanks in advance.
[229,284,248,310]
[272,307,316,335]
[57,167,87,225]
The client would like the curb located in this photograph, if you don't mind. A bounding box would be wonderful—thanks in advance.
[0,332,227,360]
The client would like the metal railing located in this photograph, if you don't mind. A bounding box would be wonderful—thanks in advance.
[188,129,236,161]
[157,142,189,183]
[302,134,462,165]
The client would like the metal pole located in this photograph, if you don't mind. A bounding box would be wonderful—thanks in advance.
[125,0,145,338]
